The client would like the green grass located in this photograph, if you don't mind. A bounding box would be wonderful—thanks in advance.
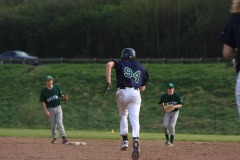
[0,63,238,134]
[0,128,240,142]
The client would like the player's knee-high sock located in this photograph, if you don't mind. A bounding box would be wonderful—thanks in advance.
[165,134,169,141]
[133,137,139,140]
[122,135,128,141]
[170,135,174,143]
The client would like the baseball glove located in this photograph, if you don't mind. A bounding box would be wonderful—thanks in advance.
[62,95,68,102]
[103,82,111,97]
[163,105,174,112]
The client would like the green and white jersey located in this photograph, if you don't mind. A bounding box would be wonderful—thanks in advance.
[158,93,183,112]
[39,85,63,108]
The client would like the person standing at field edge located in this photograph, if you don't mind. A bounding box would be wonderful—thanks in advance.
[158,83,183,146]
[39,75,68,144]
[221,0,240,120]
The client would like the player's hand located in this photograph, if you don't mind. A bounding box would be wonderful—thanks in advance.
[162,107,166,113]
[163,105,175,112]
[45,111,50,118]
[103,82,111,96]
[62,95,68,102]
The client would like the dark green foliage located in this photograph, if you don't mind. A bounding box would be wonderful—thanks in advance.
[0,63,238,134]
[0,0,232,58]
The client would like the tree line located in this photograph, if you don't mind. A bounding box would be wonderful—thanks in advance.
[0,0,231,58]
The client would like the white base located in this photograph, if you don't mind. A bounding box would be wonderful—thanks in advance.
[65,142,87,145]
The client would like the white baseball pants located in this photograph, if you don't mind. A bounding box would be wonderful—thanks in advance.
[116,87,141,138]
[236,72,240,119]
[162,110,179,135]
[47,105,66,138]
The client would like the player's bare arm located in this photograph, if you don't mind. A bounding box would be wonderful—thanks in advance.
[105,61,115,83]
[223,44,237,58]
[140,86,145,92]
[173,104,182,109]
[161,103,166,113]
[103,61,114,97]
[42,102,50,118]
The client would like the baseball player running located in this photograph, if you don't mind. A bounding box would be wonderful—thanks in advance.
[39,75,68,144]
[221,0,240,120]
[105,48,149,160]
[159,83,183,146]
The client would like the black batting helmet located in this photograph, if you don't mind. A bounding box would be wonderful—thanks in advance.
[121,48,136,60]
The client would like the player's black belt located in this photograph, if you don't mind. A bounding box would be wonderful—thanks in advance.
[47,105,60,108]
[119,86,139,90]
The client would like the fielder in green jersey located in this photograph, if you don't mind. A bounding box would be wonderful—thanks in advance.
[39,75,68,144]
[158,83,183,146]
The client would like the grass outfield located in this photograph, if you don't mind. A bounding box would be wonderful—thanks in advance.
[0,63,238,134]
[0,128,240,142]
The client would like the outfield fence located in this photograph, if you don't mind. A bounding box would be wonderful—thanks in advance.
[0,57,235,64]
[0,100,240,135]
[38,57,234,64]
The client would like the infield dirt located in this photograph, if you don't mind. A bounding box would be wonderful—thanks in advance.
[0,137,239,160]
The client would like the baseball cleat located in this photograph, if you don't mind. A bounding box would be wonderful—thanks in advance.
[169,142,174,146]
[164,140,171,145]
[120,141,129,150]
[51,138,57,144]
[165,140,174,146]
[62,137,68,144]
[132,139,140,160]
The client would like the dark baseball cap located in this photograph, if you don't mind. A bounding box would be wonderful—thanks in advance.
[166,83,175,88]
[45,75,53,81]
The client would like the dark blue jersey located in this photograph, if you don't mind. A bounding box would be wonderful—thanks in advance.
[113,59,149,88]
[221,13,240,72]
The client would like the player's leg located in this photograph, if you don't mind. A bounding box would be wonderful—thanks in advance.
[169,111,179,144]
[162,112,171,144]
[128,97,141,139]
[48,108,57,143]
[128,102,141,159]
[116,89,129,150]
[236,72,240,120]
[127,89,141,160]
[118,109,129,136]
[55,105,67,144]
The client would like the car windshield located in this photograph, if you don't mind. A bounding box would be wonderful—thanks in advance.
[16,51,29,57]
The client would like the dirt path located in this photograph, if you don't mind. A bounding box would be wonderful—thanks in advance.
[0,137,240,160]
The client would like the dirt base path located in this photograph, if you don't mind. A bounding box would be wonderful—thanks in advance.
[0,137,240,160]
